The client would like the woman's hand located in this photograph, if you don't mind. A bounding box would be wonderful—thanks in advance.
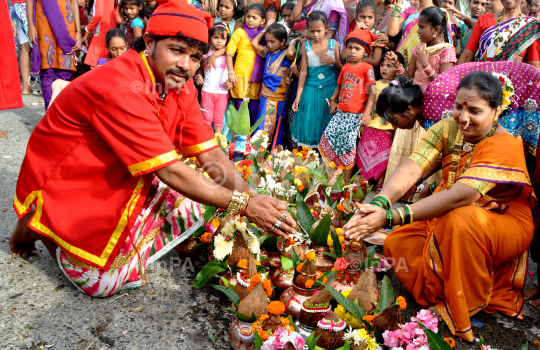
[244,195,296,239]
[446,5,465,21]
[320,54,336,66]
[376,32,389,45]
[415,44,430,68]
[225,81,234,91]
[343,203,387,241]
[28,25,38,45]
[355,21,368,30]
[292,97,300,112]
[77,0,86,8]
[73,32,82,51]
[84,32,93,46]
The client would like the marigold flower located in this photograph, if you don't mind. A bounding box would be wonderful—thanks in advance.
[254,260,261,266]
[281,317,290,327]
[298,185,304,192]
[236,259,248,269]
[336,204,345,212]
[362,314,376,325]
[322,277,327,284]
[337,166,345,170]
[249,274,262,291]
[444,338,455,348]
[210,218,221,228]
[200,232,213,243]
[263,279,272,296]
[329,161,336,168]
[302,146,308,151]
[315,271,323,279]
[305,279,315,289]
[305,251,316,260]
[396,296,407,310]
[296,263,304,273]
[292,149,298,153]
[287,238,296,245]
[268,301,286,315]
[257,329,269,341]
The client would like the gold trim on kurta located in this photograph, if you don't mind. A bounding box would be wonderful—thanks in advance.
[139,51,156,84]
[128,150,179,176]
[13,176,146,268]
[177,138,219,156]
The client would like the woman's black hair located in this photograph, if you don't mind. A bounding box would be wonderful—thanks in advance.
[419,6,449,43]
[218,0,246,20]
[265,23,288,43]
[381,51,405,66]
[281,1,296,13]
[246,3,266,19]
[209,25,230,45]
[105,28,128,47]
[376,77,423,123]
[306,10,328,26]
[457,72,503,109]
[355,0,376,16]
[140,5,155,19]
[86,0,95,17]
[118,0,144,17]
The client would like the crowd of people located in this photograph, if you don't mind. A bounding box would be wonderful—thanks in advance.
[5,0,540,342]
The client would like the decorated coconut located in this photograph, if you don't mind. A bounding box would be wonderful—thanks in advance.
[298,289,333,328]
[313,312,347,350]
[347,269,379,314]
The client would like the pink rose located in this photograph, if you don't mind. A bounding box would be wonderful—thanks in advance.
[334,257,349,272]
[294,335,305,349]
[383,330,403,348]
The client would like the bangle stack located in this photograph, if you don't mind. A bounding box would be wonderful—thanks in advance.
[428,182,437,195]
[396,208,405,226]
[226,190,251,215]
[423,65,435,78]
[370,195,392,210]
[395,64,405,76]
[391,4,402,17]
[385,209,394,229]
[402,204,414,225]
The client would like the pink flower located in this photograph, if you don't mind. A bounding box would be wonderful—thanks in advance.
[334,257,349,272]
[529,271,534,277]
[411,309,438,332]
[294,335,306,349]
[383,329,403,348]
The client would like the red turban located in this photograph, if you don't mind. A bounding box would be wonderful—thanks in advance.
[146,0,213,44]
[345,29,378,53]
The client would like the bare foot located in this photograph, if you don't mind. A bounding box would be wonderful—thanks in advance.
[22,89,33,95]
[427,305,443,321]
[528,299,540,309]
[523,286,539,301]
[141,272,150,286]
[9,212,39,258]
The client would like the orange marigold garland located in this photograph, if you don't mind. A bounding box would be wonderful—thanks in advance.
[296,263,304,273]
[305,251,316,260]
[236,259,248,269]
[249,273,272,296]
[362,314,378,326]
[200,232,213,243]
[268,301,285,315]
[305,279,315,289]
[396,296,407,310]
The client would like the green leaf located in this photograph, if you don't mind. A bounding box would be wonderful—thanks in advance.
[349,169,361,184]
[342,212,355,223]
[519,344,528,350]
[226,103,238,132]
[220,276,235,292]
[236,311,257,323]
[330,229,342,258]
[254,328,264,350]
[321,251,337,259]
[291,244,300,267]
[287,315,295,330]
[296,193,316,231]
[261,235,278,251]
[235,100,251,135]
[203,207,217,222]
[211,284,241,308]
[323,284,366,321]
[310,214,331,246]
[373,276,394,314]
[251,137,264,151]
[352,186,365,200]
[308,169,329,186]
[282,172,295,184]
[306,334,322,350]
[418,323,453,350]
[193,260,225,288]
[242,216,262,237]
[250,107,276,135]
[281,256,294,271]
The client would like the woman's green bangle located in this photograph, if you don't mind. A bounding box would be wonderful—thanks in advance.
[403,204,410,225]
[371,195,392,210]
[385,209,394,229]
[396,208,405,226]
[428,182,437,194]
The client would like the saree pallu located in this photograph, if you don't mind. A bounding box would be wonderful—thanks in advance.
[356,127,393,180]
[477,16,540,62]
[310,0,349,49]
[58,177,203,297]
[385,120,535,341]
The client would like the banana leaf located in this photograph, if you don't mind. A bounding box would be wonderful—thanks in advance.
[310,213,331,246]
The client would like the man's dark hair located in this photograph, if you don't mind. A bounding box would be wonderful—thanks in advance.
[133,32,209,54]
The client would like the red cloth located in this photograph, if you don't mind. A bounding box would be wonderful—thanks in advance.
[345,29,378,53]
[293,20,306,31]
[84,0,119,67]
[11,0,26,3]
[337,62,376,113]
[465,13,540,60]
[14,49,218,270]
[146,0,213,44]
[0,0,23,110]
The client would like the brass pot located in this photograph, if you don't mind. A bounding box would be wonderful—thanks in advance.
[175,238,199,257]
[229,314,254,350]
[218,271,238,289]
[314,246,335,272]
[328,268,364,293]
[272,266,294,291]
[261,250,282,276]
[279,282,317,319]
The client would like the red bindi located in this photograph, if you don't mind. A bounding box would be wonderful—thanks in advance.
[463,102,467,107]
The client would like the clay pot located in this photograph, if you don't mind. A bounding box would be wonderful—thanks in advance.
[272,267,294,291]
[261,250,281,276]
[279,283,318,319]
[328,269,364,294]
[314,246,335,272]
[218,271,238,289]
[229,315,254,350]
[175,238,199,257]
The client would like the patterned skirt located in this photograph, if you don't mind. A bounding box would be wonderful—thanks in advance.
[319,110,361,169]
[57,177,203,297]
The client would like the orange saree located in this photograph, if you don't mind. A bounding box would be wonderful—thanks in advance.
[384,119,535,341]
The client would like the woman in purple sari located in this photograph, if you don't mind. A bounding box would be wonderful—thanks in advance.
[26,0,82,109]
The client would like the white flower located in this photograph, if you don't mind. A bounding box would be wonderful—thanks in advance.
[213,235,233,261]
[242,230,261,256]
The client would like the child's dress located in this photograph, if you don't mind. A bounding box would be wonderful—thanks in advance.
[226,26,262,100]
[201,49,229,129]
[412,43,456,91]
[319,61,375,169]
[253,47,292,147]
[125,17,145,47]
[356,80,394,180]
[291,39,338,148]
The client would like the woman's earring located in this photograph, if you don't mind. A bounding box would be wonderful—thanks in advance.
[433,33,437,38]
[144,49,149,56]
[409,110,414,116]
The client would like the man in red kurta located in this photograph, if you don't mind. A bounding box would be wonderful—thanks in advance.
[9,0,297,296]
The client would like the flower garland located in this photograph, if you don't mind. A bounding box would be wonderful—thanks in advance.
[252,301,291,341]
[260,327,306,350]
[343,327,378,350]
[249,273,273,297]
[492,72,514,109]
[251,130,269,152]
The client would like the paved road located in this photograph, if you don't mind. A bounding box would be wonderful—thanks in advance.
[1,94,540,350]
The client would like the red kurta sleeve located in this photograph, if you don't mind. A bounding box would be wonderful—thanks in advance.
[92,87,179,177]
[465,13,494,54]
[175,81,219,157]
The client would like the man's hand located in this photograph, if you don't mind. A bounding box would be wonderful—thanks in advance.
[195,74,204,85]
[244,195,296,238]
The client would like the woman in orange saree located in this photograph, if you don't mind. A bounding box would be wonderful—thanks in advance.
[342,73,535,341]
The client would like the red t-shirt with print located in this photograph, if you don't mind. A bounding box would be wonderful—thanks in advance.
[337,62,376,113]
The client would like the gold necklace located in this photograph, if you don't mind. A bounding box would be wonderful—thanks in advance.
[493,11,522,56]
[374,9,388,30]
[446,122,498,190]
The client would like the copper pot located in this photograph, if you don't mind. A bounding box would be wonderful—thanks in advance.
[261,250,281,276]
[175,238,199,257]
[314,246,335,272]
[218,271,238,289]
[328,268,364,293]
[279,282,317,319]
[272,266,294,291]
[229,314,254,350]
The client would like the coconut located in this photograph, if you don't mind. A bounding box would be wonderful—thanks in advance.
[342,241,368,270]
[237,283,269,320]
[347,269,379,314]
[298,289,333,327]
[293,259,317,289]
[262,314,283,333]
[350,343,368,350]
[314,312,346,350]
[235,255,258,300]
[281,243,308,262]
[373,303,401,334]
[283,343,297,350]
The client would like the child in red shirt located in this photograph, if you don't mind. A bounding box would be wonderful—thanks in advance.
[319,29,377,179]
